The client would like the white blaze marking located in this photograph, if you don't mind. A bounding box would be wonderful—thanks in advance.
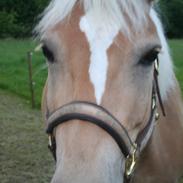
[80,14,119,104]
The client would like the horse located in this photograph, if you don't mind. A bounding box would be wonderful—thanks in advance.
[35,0,183,182]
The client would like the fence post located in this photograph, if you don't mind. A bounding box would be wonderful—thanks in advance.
[27,51,35,108]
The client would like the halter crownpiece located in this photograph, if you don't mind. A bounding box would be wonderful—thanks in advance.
[45,59,165,183]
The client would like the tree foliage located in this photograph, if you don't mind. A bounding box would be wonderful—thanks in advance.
[0,0,49,38]
[159,0,183,38]
[0,0,182,38]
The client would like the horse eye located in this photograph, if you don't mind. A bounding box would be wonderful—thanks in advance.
[139,49,160,66]
[42,45,54,63]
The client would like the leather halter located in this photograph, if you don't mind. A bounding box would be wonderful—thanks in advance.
[45,59,165,182]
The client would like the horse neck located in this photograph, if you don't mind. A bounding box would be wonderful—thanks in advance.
[134,78,183,183]
[157,79,183,139]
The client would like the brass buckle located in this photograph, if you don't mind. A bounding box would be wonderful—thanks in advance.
[125,144,138,178]
[155,112,160,121]
[48,134,52,147]
[152,94,156,110]
[154,59,159,75]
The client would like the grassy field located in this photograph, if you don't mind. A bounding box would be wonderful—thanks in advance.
[0,39,47,107]
[169,39,183,91]
[0,39,183,107]
[0,39,183,183]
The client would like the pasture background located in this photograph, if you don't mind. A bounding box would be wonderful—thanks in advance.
[0,39,183,107]
[0,39,183,182]
[0,1,183,182]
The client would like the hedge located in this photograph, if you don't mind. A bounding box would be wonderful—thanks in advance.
[0,0,182,38]
[158,0,183,38]
[0,0,49,38]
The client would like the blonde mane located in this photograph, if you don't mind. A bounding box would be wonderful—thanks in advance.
[35,0,148,38]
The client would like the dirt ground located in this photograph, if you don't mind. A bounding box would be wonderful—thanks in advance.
[0,89,182,183]
[0,89,54,183]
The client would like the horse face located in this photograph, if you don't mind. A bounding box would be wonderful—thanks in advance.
[40,3,161,183]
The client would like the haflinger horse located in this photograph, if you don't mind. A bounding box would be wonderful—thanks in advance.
[35,0,183,183]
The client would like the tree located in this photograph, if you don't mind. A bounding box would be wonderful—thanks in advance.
[159,0,183,38]
[0,0,49,38]
[0,0,182,38]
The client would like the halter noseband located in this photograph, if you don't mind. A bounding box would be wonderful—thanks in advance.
[45,59,165,182]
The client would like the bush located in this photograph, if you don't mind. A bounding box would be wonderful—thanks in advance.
[0,11,17,38]
[0,0,182,38]
[159,0,183,38]
[0,0,49,38]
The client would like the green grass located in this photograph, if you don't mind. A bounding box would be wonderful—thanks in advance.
[0,39,47,107]
[169,39,183,91]
[0,39,182,108]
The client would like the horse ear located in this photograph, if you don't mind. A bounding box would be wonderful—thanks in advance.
[146,0,156,5]
[145,0,155,7]
[144,0,155,11]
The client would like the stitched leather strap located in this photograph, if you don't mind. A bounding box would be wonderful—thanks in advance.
[47,102,135,159]
[46,92,156,161]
